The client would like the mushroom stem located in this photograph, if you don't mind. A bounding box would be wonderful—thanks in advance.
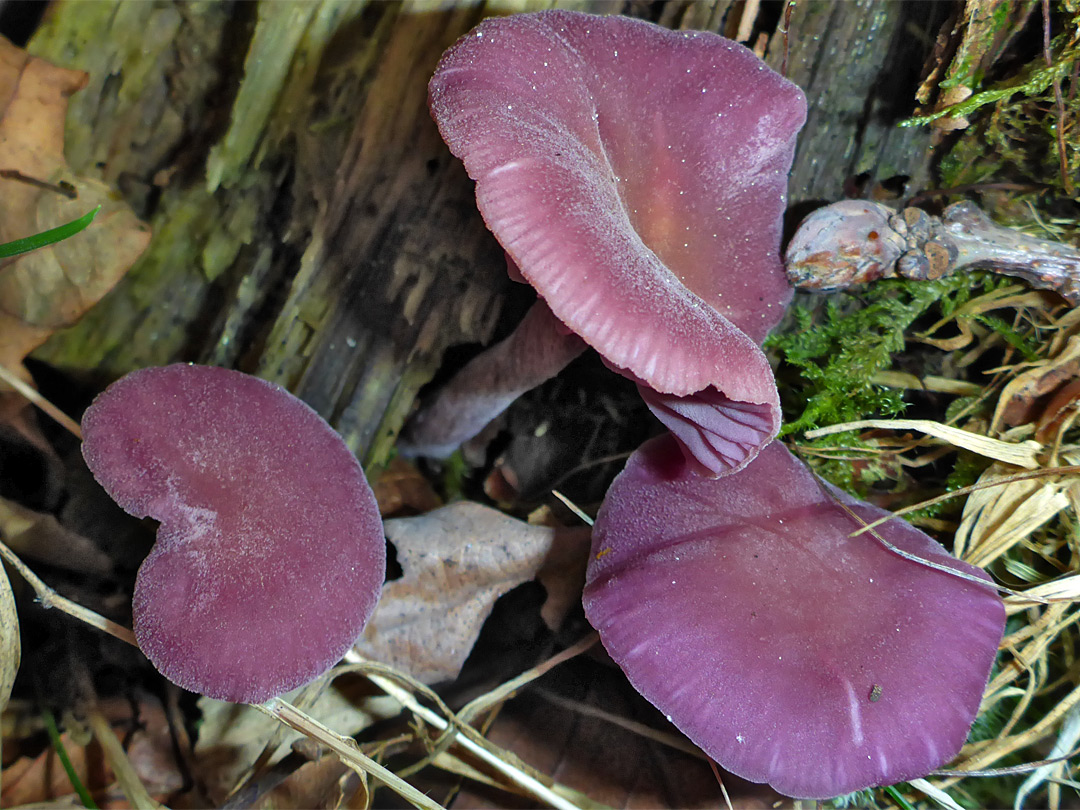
[787,200,1080,302]
[400,300,587,458]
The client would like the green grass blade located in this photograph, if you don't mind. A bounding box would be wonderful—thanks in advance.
[41,705,100,809]
[0,205,101,259]
[884,784,916,810]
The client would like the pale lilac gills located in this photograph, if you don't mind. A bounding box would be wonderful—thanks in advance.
[81,364,385,704]
[584,435,1005,798]
[412,10,806,476]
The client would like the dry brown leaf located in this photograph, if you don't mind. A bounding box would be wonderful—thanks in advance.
[250,753,365,810]
[0,558,17,714]
[0,35,150,427]
[355,502,558,684]
[1,697,185,807]
[372,456,442,516]
[994,335,1080,430]
[528,506,591,631]
[447,672,779,810]
[1,729,112,807]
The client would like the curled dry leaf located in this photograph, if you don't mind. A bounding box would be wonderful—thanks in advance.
[994,335,1080,431]
[355,501,561,683]
[0,34,150,430]
[0,558,17,713]
[954,460,1072,568]
[371,456,442,516]
[528,506,591,631]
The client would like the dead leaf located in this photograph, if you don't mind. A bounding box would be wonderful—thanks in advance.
[0,35,150,449]
[528,506,591,631]
[250,753,366,810]
[0,558,17,713]
[372,456,442,516]
[1,697,185,807]
[446,664,780,809]
[355,502,558,684]
[0,729,112,807]
[994,335,1080,430]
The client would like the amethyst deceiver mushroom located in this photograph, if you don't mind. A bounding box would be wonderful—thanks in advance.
[405,10,806,476]
[81,364,385,704]
[584,434,1005,798]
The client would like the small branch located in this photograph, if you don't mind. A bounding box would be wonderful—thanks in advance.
[257,697,445,810]
[0,535,136,646]
[787,200,1080,303]
[0,362,83,440]
[0,169,78,199]
[343,652,583,810]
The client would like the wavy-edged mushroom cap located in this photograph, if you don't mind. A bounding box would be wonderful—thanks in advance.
[82,364,385,704]
[429,10,806,475]
[584,435,1004,798]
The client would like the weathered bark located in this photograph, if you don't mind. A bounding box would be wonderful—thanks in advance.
[25,0,951,469]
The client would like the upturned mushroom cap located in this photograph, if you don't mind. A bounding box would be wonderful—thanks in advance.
[584,434,1005,798]
[82,364,385,704]
[428,10,806,475]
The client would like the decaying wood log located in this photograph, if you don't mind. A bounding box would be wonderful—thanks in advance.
[24,0,951,469]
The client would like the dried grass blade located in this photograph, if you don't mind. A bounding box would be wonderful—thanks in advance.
[1013,703,1080,809]
[909,778,964,810]
[804,419,1041,467]
[1007,574,1080,610]
[950,680,1080,779]
[850,466,1080,540]
[87,708,167,809]
[955,466,1070,566]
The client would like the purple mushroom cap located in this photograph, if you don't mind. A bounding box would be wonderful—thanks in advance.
[82,364,385,704]
[584,434,1005,798]
[426,10,806,476]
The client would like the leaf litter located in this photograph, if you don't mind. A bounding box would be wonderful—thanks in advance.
[356,501,587,685]
[8,5,1080,810]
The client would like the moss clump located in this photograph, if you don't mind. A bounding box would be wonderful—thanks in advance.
[936,4,1080,203]
[767,275,990,438]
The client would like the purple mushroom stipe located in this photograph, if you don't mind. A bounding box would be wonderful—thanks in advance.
[81,364,386,704]
[402,300,586,457]
[421,10,806,476]
[584,435,1005,799]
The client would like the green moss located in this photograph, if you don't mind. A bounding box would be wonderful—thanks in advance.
[935,5,1080,204]
[767,275,982,438]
